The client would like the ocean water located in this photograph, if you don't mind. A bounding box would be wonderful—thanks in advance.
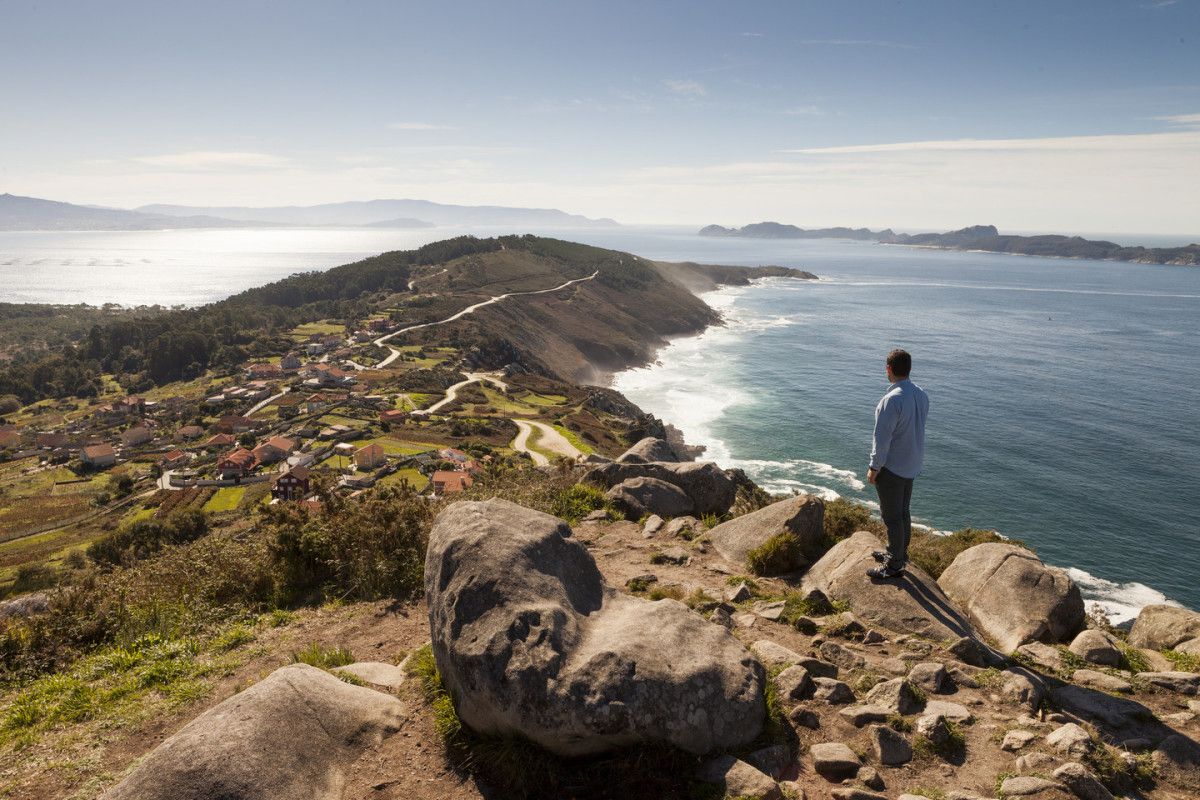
[2,226,1198,621]
[612,239,1200,623]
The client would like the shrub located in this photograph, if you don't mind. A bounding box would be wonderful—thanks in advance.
[291,642,354,669]
[821,497,883,550]
[647,584,684,602]
[745,532,802,576]
[87,509,210,566]
[1164,649,1200,673]
[908,528,1024,579]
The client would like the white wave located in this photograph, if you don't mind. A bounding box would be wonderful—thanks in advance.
[1065,567,1181,626]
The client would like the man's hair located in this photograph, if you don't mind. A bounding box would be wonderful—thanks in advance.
[886,348,912,377]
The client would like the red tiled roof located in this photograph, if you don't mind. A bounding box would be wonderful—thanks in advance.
[432,470,473,493]
[82,443,115,459]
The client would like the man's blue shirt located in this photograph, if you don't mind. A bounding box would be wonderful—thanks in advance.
[869,378,929,479]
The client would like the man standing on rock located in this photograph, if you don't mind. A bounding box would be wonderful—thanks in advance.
[866,349,929,580]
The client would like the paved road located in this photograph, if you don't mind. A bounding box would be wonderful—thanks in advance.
[247,388,288,416]
[373,271,598,368]
[509,419,584,465]
[411,371,509,416]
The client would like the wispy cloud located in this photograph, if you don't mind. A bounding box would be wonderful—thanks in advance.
[798,39,917,50]
[1156,112,1200,127]
[1143,0,1178,8]
[781,130,1200,155]
[783,105,824,116]
[131,151,290,170]
[388,121,457,131]
[740,32,765,38]
[663,79,707,97]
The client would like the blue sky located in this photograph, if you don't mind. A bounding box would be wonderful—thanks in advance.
[2,0,1198,233]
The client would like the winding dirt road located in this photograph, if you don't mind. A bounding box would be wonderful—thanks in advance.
[509,419,584,465]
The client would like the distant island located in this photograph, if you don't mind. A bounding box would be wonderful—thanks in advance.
[700,222,1200,266]
[0,193,618,231]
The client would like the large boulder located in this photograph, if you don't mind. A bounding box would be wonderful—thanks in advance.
[617,437,679,463]
[938,543,1084,653]
[707,495,824,574]
[605,476,694,519]
[425,498,764,757]
[103,664,405,800]
[801,532,978,642]
[583,461,737,516]
[1129,604,1200,654]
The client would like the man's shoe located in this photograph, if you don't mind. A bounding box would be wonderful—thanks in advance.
[867,565,904,580]
[871,550,890,563]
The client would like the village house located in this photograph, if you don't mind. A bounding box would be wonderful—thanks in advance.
[275,394,304,418]
[0,429,22,450]
[216,448,257,479]
[176,425,205,442]
[36,431,70,449]
[120,425,154,447]
[251,435,297,465]
[80,443,117,469]
[244,362,283,380]
[353,442,386,470]
[271,465,310,501]
[432,470,473,495]
[438,447,471,465]
[159,449,188,469]
[305,393,329,415]
[203,432,236,450]
[216,415,257,434]
[280,353,302,371]
[379,409,407,426]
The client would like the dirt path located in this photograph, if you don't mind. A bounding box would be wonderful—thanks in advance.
[509,419,582,464]
[411,372,508,417]
[373,271,598,368]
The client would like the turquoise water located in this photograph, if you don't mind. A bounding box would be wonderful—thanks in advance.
[610,236,1200,622]
[3,226,1197,620]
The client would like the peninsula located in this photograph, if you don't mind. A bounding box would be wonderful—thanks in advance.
[700,222,1200,266]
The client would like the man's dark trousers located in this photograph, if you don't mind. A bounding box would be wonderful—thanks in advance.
[875,467,913,571]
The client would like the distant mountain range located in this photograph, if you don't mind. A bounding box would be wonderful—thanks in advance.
[700,222,1200,266]
[0,193,618,231]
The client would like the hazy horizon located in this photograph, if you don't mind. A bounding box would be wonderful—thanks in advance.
[2,1,1199,234]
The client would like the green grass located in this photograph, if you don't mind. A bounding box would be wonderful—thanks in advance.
[202,487,246,513]
[291,643,355,669]
[551,424,594,456]
[290,321,346,338]
[379,467,430,491]
[524,393,568,406]
[745,532,802,576]
[1164,649,1200,673]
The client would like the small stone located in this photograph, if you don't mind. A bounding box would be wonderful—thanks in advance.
[945,661,980,688]
[747,744,792,779]
[838,704,891,727]
[915,713,950,746]
[881,658,909,675]
[778,781,807,800]
[700,756,782,800]
[625,574,657,591]
[865,678,923,715]
[664,516,702,538]
[1001,668,1044,714]
[824,612,867,639]
[1053,762,1114,800]
[792,615,819,635]
[863,630,886,645]
[1069,629,1123,667]
[1137,671,1200,695]
[831,790,888,800]
[755,600,787,621]
[1121,737,1152,752]
[657,545,690,565]
[923,699,973,723]
[948,636,1002,667]
[999,776,1062,796]
[812,677,855,704]
[795,656,839,679]
[1016,751,1056,772]
[819,641,866,670]
[711,606,733,628]
[751,640,803,667]
[584,509,610,522]
[725,581,752,603]
[642,514,664,535]
[870,724,913,765]
[1001,730,1037,751]
[1046,722,1094,757]
[1018,715,1043,727]
[332,661,407,691]
[1162,711,1196,725]
[1016,641,1066,672]
[810,742,861,780]
[908,662,948,694]
[788,707,820,729]
[856,765,885,790]
[775,666,815,702]
[734,613,759,628]
[1071,669,1133,694]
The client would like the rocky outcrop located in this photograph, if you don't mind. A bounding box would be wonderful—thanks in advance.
[617,436,678,463]
[605,476,694,519]
[103,664,405,800]
[424,498,764,757]
[1129,604,1200,654]
[582,461,737,516]
[707,494,824,574]
[801,532,978,642]
[938,543,1084,653]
